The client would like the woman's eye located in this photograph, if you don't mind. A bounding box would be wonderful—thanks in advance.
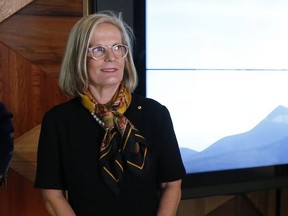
[93,46,105,53]
[114,45,121,50]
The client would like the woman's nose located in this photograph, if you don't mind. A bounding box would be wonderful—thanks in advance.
[104,48,115,62]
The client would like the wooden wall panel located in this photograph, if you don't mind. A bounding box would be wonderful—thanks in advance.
[0,0,82,137]
[282,189,288,216]
[176,191,279,216]
[10,125,41,182]
[0,170,49,216]
[0,0,82,215]
[247,190,276,216]
[17,0,83,16]
[177,195,234,215]
[0,0,34,23]
[0,14,80,74]
[0,42,42,137]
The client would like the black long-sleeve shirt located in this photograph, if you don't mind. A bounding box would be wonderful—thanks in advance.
[35,94,186,216]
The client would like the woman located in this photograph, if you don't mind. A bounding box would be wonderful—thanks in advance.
[35,11,185,216]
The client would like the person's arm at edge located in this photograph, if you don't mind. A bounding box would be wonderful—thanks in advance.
[157,179,182,216]
[41,189,76,216]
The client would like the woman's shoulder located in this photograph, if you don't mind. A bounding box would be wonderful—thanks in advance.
[130,94,170,119]
[131,94,165,110]
[44,98,82,118]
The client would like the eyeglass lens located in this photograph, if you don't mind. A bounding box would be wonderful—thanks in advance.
[91,44,128,60]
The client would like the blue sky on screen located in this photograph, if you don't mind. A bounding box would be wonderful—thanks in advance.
[147,70,288,151]
[146,0,288,151]
[146,0,288,69]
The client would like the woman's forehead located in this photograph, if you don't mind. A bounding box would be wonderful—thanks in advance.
[90,23,123,45]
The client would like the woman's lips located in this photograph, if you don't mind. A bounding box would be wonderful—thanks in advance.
[101,68,117,72]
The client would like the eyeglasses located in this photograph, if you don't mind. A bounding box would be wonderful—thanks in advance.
[88,44,129,60]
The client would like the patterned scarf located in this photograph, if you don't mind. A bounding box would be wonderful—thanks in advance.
[81,82,149,195]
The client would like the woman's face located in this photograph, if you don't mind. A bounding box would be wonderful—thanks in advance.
[87,23,125,91]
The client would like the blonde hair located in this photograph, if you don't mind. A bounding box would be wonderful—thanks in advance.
[59,11,138,97]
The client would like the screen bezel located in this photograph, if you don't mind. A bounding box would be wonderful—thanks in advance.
[181,164,288,199]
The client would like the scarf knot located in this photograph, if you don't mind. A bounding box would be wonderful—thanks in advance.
[81,82,149,195]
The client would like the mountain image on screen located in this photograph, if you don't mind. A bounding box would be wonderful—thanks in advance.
[181,105,288,173]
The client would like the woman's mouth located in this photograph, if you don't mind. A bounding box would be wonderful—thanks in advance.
[101,68,117,72]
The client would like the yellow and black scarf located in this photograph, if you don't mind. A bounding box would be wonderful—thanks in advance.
[81,82,149,195]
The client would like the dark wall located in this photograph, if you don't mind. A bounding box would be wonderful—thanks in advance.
[93,0,146,96]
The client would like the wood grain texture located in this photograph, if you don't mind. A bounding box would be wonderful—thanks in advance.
[17,0,83,16]
[281,188,288,216]
[177,195,234,215]
[10,125,41,182]
[0,14,80,74]
[0,0,82,215]
[0,43,42,136]
[0,42,69,137]
[0,169,49,216]
[0,0,80,137]
[0,0,34,23]
[248,190,276,216]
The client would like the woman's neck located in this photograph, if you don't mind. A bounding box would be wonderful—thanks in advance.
[88,84,119,105]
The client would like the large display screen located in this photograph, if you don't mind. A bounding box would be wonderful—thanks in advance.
[146,0,288,174]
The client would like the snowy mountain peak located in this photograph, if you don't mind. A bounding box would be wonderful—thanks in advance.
[264,105,288,124]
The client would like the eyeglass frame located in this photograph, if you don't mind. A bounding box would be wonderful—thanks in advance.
[88,44,129,61]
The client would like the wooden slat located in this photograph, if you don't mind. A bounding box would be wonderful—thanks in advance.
[177,195,233,216]
[0,0,34,23]
[0,43,41,135]
[0,1,82,215]
[0,15,81,74]
[10,125,41,182]
[0,169,49,216]
[17,0,83,16]
[281,188,288,216]
[0,42,68,137]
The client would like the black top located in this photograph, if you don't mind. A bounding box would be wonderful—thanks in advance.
[0,102,14,176]
[35,94,186,216]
